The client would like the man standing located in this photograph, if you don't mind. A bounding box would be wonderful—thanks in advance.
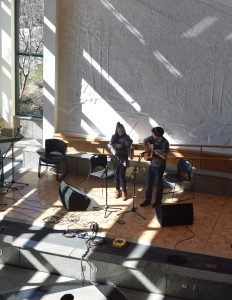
[140,127,169,208]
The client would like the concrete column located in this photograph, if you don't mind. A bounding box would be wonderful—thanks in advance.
[43,0,58,144]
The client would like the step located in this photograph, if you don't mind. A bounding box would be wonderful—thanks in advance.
[0,264,184,300]
[0,220,232,300]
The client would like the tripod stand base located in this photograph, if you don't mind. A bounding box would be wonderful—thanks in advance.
[1,180,29,193]
[10,180,29,186]
[104,205,122,219]
[118,205,146,220]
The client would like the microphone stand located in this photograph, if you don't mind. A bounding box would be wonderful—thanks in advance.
[0,150,4,188]
[0,150,7,203]
[103,156,121,218]
[2,126,29,193]
[118,154,146,220]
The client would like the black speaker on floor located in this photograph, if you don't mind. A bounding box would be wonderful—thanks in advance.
[155,203,193,227]
[59,181,91,211]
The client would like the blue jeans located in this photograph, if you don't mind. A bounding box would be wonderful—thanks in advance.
[114,163,127,192]
[145,165,165,204]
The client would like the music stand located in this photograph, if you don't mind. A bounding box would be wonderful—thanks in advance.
[118,154,146,220]
[1,126,29,193]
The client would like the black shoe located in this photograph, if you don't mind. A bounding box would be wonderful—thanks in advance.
[140,200,151,207]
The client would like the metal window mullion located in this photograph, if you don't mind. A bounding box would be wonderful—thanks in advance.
[17,52,43,58]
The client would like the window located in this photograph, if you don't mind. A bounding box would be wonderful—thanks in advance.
[16,0,44,117]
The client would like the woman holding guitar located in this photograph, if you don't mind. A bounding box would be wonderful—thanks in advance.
[108,122,133,201]
[140,127,169,208]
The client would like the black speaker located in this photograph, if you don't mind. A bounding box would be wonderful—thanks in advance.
[155,203,193,227]
[59,181,91,211]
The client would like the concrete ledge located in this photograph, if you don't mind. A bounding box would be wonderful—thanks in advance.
[22,147,232,196]
[0,220,232,298]
[193,169,232,196]
[66,153,232,196]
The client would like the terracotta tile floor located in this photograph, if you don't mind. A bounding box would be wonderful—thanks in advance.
[0,169,231,260]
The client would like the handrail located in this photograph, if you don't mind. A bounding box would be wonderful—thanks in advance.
[55,133,232,172]
[168,144,232,169]
[170,144,232,148]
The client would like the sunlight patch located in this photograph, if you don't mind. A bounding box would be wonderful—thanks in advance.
[83,50,141,112]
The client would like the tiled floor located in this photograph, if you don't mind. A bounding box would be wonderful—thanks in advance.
[0,169,231,260]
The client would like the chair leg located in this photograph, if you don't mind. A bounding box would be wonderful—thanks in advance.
[101,179,103,197]
[38,160,41,178]
[62,158,68,178]
[172,183,176,201]
[177,181,195,201]
[56,162,61,181]
[189,180,195,199]
[56,165,60,181]
[163,182,176,200]
[38,162,49,179]
[57,158,68,181]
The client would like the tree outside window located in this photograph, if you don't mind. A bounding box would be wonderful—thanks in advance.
[16,0,44,117]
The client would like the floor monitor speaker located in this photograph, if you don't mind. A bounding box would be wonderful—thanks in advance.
[155,203,193,227]
[59,181,91,211]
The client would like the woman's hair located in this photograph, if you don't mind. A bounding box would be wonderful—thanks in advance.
[115,122,126,135]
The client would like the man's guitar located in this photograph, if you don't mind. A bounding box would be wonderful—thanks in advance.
[143,143,158,161]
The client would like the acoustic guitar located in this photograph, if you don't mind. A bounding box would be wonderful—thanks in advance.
[143,143,158,161]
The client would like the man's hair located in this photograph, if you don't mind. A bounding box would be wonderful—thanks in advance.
[151,126,164,137]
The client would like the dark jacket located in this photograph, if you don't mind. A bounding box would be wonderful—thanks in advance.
[108,134,133,163]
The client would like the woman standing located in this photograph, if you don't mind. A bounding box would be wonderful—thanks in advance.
[108,122,133,201]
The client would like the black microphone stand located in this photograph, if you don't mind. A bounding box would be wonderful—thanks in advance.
[103,156,121,218]
[0,150,7,203]
[118,154,146,220]
[2,126,29,193]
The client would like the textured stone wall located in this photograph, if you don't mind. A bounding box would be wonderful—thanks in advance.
[57,0,232,145]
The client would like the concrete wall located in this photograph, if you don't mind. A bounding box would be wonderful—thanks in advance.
[57,0,232,145]
[1,1,232,147]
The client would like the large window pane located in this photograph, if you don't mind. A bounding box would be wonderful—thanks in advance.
[18,55,43,116]
[18,0,44,54]
[16,0,44,117]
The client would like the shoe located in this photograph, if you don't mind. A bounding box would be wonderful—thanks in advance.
[140,200,151,207]
[115,189,120,199]
[122,191,127,201]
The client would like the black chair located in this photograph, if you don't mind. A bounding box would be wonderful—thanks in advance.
[38,139,68,181]
[87,154,114,196]
[163,159,194,201]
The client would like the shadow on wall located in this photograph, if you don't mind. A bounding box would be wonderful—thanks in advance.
[57,0,232,145]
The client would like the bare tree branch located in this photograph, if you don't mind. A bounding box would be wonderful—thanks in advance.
[18,0,44,102]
